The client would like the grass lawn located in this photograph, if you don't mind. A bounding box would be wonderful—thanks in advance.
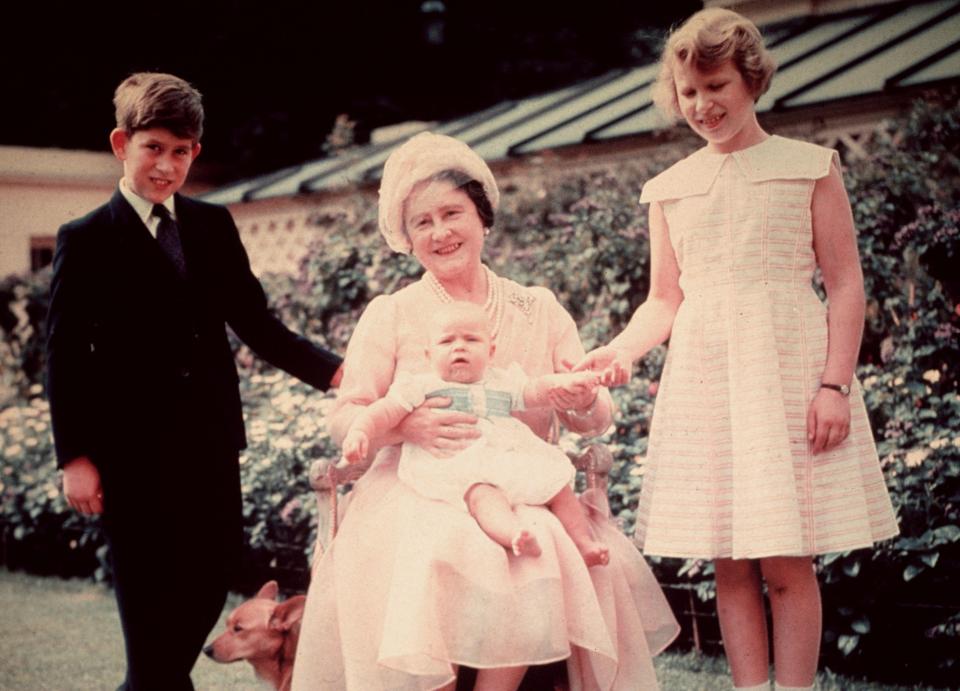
[0,567,946,690]
[0,568,259,690]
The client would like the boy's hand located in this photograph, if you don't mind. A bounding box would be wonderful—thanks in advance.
[62,456,103,515]
[573,346,633,387]
[341,429,370,464]
[330,364,345,389]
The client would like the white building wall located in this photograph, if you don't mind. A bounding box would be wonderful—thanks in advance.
[0,146,120,278]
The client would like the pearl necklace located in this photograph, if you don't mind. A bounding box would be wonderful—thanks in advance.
[425,264,505,339]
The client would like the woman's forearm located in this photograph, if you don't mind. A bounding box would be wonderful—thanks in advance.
[558,388,614,437]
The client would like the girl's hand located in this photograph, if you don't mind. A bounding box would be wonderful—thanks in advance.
[573,346,633,387]
[397,397,480,458]
[341,429,369,464]
[807,389,851,454]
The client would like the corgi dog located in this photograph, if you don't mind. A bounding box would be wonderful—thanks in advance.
[204,580,306,691]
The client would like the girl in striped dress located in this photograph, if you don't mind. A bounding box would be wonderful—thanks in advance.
[576,8,898,691]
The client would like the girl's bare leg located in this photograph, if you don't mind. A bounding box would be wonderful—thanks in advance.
[548,485,608,566]
[474,665,527,691]
[715,558,770,687]
[760,556,820,688]
[465,484,541,556]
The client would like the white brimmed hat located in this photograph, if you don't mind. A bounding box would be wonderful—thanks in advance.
[378,131,500,254]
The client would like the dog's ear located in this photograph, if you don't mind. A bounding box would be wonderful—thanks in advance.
[269,595,307,632]
[256,580,280,601]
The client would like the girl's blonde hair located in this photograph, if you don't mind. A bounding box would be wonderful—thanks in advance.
[651,8,776,121]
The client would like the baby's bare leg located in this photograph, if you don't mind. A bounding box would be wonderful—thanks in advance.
[549,485,609,567]
[465,483,541,557]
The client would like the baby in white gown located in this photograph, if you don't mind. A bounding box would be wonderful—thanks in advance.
[342,301,609,566]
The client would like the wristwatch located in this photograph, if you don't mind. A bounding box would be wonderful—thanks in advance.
[821,383,851,396]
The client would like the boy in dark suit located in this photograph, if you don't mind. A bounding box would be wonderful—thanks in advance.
[46,72,342,691]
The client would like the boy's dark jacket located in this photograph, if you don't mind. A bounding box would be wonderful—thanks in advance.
[46,190,341,475]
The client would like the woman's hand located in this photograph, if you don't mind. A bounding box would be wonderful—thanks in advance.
[397,397,480,458]
[573,346,633,387]
[807,389,851,454]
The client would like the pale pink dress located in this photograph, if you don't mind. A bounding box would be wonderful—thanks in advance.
[635,135,899,559]
[292,272,679,691]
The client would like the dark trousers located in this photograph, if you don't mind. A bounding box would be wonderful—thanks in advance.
[102,447,242,691]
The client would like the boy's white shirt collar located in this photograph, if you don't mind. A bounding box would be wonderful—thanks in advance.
[118,177,175,239]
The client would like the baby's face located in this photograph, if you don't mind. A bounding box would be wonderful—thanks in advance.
[426,312,493,384]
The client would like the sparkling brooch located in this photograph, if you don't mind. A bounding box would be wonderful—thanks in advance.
[507,290,536,323]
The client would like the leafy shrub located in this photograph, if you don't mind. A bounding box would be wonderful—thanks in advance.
[232,371,342,594]
[818,92,960,682]
[0,387,103,579]
[0,269,50,403]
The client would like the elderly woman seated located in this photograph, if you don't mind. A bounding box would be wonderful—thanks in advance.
[292,132,678,691]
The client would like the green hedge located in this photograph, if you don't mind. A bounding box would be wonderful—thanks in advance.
[1,90,958,685]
